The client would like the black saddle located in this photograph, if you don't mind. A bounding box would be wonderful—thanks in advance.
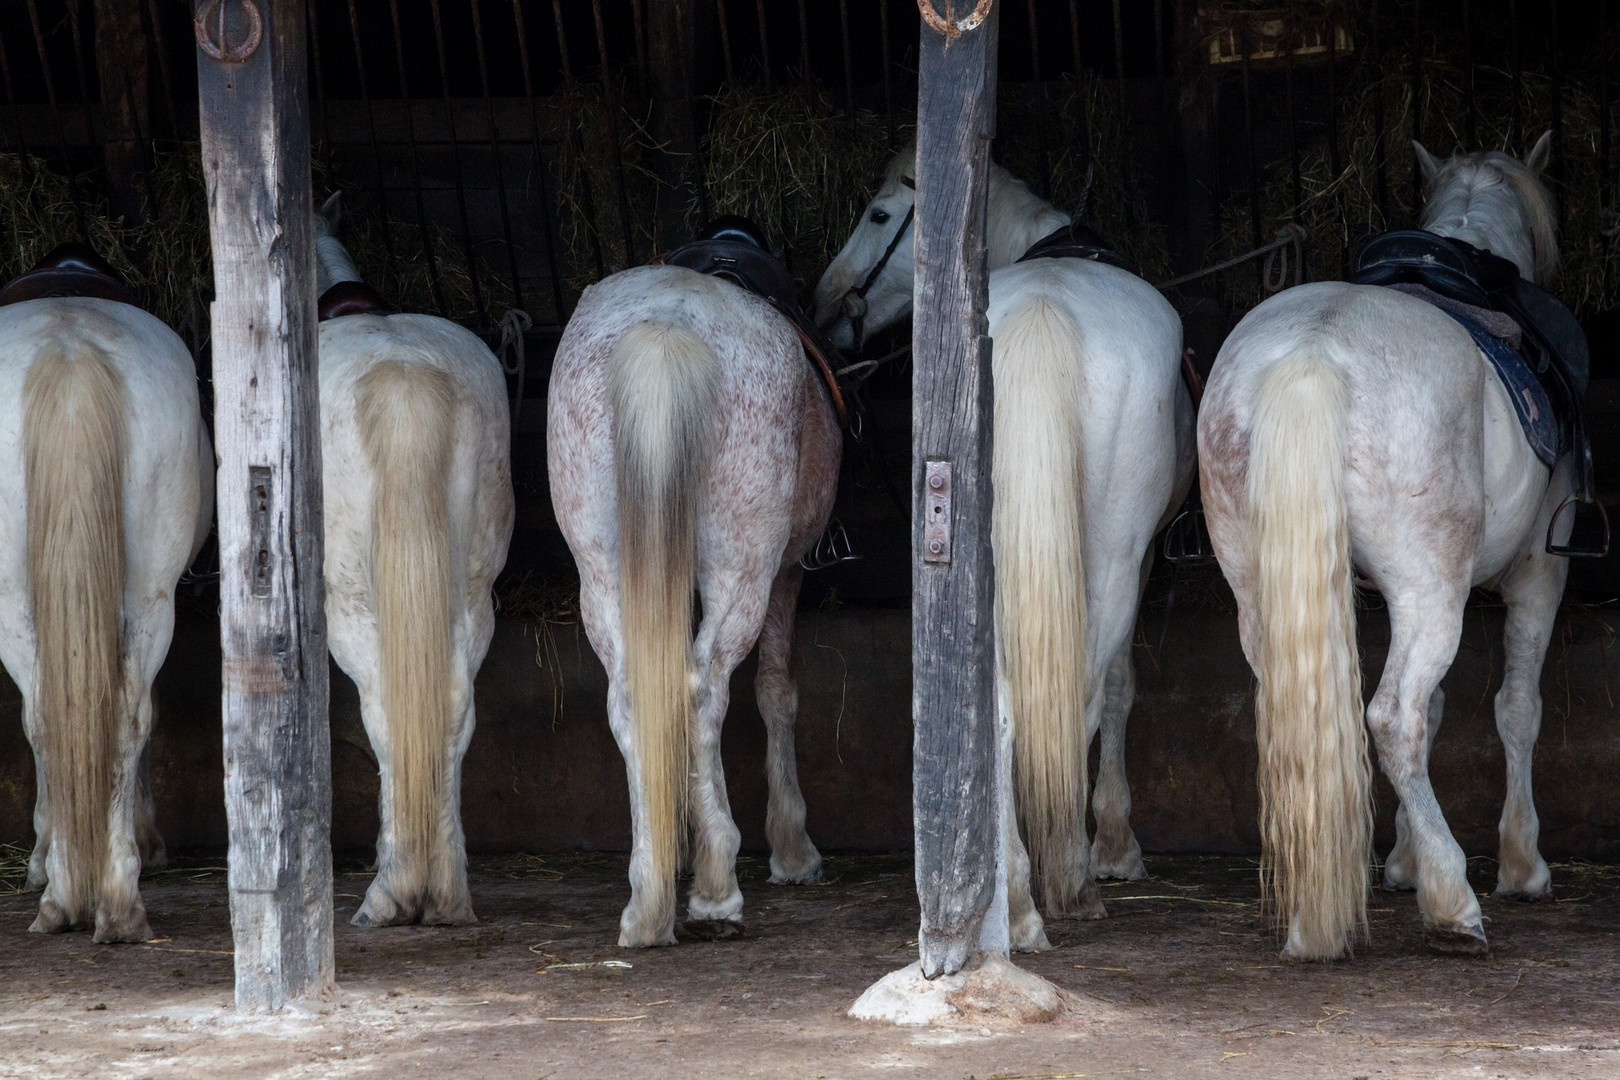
[663,215,849,427]
[0,242,140,309]
[1352,229,1604,556]
[1016,220,1136,274]
[1353,230,1588,392]
[318,280,394,321]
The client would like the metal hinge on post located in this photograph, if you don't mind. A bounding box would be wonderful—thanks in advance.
[923,460,952,564]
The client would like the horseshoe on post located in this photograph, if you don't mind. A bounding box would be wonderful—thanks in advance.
[194,0,264,63]
[915,0,996,38]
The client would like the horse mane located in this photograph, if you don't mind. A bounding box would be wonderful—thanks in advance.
[884,141,1071,269]
[1419,150,1558,284]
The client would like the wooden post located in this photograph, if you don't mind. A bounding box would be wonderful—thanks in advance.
[196,0,333,1011]
[911,2,1004,980]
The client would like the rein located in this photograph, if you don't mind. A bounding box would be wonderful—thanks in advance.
[840,175,917,356]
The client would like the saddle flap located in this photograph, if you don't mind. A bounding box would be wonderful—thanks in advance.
[0,242,140,310]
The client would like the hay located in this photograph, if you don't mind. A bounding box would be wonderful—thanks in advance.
[1208,55,1620,312]
[700,84,903,282]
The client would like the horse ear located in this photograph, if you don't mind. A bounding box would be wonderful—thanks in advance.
[1525,130,1553,175]
[1411,140,1442,190]
[318,190,343,226]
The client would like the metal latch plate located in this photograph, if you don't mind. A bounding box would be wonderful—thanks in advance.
[923,460,951,564]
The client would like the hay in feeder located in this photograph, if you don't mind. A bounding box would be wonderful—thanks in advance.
[1208,56,1620,313]
[699,84,904,283]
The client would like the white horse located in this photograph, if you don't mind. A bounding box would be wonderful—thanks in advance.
[548,259,841,947]
[1197,134,1566,960]
[314,194,514,926]
[0,255,212,941]
[815,147,1194,950]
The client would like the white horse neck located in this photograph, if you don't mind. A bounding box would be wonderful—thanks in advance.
[1419,153,1555,283]
[985,163,1072,270]
[314,233,364,296]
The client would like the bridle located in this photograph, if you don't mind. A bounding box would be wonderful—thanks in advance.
[839,174,916,356]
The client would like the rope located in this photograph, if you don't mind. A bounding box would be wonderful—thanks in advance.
[1155,223,1308,293]
[497,308,532,428]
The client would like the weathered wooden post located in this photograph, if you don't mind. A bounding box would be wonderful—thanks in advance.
[196,0,333,1011]
[851,0,1062,1025]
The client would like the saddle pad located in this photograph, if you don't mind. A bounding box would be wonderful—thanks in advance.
[1440,306,1561,469]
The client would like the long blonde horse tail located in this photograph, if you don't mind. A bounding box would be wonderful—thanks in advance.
[357,360,457,903]
[25,344,128,922]
[610,320,719,937]
[1247,357,1371,960]
[992,296,1088,915]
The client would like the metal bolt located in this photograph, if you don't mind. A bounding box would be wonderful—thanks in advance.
[928,474,945,491]
[929,540,944,554]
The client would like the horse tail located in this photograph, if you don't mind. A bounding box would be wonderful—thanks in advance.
[609,320,719,939]
[356,360,458,902]
[25,343,128,922]
[1247,357,1371,960]
[992,296,1089,915]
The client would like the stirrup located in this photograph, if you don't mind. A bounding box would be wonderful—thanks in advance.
[1162,507,1215,564]
[1545,494,1610,558]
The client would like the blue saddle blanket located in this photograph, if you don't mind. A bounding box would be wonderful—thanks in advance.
[1443,309,1561,469]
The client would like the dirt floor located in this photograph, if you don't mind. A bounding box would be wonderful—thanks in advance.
[0,852,1616,1079]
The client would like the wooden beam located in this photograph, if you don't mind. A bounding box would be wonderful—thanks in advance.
[196,0,333,1011]
[911,3,1004,979]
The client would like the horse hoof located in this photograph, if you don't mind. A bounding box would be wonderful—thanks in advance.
[768,864,823,886]
[421,905,478,928]
[92,915,153,945]
[681,917,745,942]
[28,902,73,935]
[1494,883,1553,903]
[1424,921,1489,956]
[1093,856,1147,882]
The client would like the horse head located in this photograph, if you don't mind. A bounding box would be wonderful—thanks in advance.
[1415,131,1558,285]
[811,142,919,352]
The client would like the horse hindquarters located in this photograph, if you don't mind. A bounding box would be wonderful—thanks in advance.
[1244,359,1371,961]
[991,297,1092,923]
[352,360,469,926]
[23,346,132,939]
[611,321,721,947]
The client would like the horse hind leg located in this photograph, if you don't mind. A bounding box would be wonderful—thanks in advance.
[93,681,155,944]
[421,670,477,927]
[1491,548,1564,902]
[1365,592,1484,956]
[998,659,1049,952]
[685,572,775,939]
[1382,686,1444,892]
[135,744,167,872]
[756,565,822,885]
[1092,646,1147,881]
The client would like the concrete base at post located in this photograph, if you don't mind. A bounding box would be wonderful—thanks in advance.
[849,953,1068,1028]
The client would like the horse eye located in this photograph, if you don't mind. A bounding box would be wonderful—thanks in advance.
[869,208,890,225]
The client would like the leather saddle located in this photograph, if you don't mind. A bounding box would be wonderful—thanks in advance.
[318,280,394,321]
[1352,229,1604,556]
[0,242,140,309]
[1016,220,1137,274]
[662,216,849,427]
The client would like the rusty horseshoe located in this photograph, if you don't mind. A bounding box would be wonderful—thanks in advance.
[915,0,995,38]
[194,0,264,63]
